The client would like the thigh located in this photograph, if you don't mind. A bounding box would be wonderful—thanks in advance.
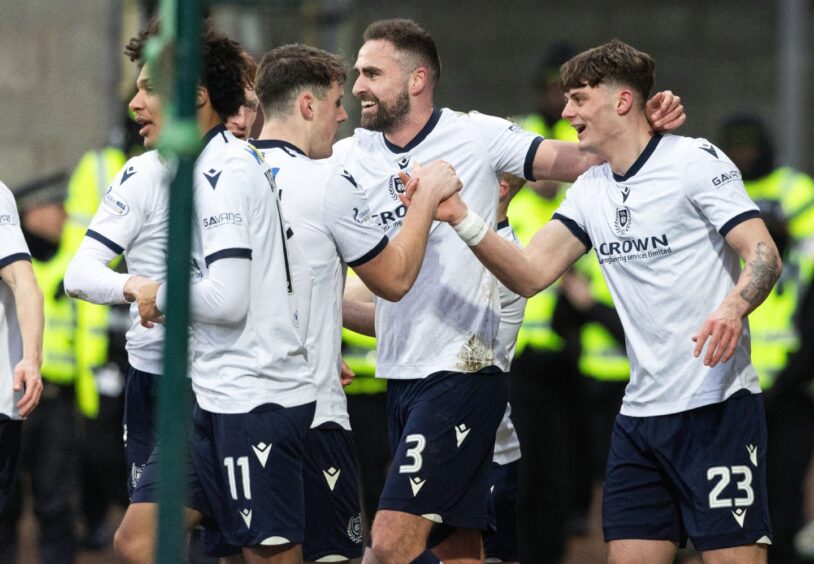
[606,539,677,564]
[602,415,685,545]
[192,401,315,548]
[660,392,772,552]
[302,426,364,561]
[700,543,767,564]
[123,365,160,497]
[380,370,508,530]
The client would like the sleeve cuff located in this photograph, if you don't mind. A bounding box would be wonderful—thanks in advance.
[523,136,544,181]
[86,229,124,255]
[204,247,252,267]
[719,209,761,237]
[552,213,592,252]
[0,252,31,270]
[347,236,389,268]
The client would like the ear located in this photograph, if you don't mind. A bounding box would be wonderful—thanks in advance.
[298,91,316,120]
[196,86,208,109]
[409,67,429,95]
[616,88,635,116]
[498,179,510,202]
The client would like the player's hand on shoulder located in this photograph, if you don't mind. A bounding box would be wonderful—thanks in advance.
[137,280,164,328]
[691,302,742,367]
[14,357,42,418]
[647,90,686,132]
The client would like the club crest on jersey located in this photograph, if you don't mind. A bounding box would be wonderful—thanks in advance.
[614,207,632,235]
[347,514,363,544]
[388,174,407,201]
[102,187,130,216]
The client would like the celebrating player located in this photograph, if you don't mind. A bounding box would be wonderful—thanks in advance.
[251,43,461,562]
[334,19,686,562]
[425,39,777,564]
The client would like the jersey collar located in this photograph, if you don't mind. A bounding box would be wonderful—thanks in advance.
[202,124,229,146]
[612,133,662,182]
[383,108,442,154]
[250,139,306,157]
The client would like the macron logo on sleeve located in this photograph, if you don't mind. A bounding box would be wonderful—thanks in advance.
[204,168,222,189]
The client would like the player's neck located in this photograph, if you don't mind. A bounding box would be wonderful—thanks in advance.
[197,110,222,140]
[604,119,655,178]
[382,103,434,148]
[257,119,310,157]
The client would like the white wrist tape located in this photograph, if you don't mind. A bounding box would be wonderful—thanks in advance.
[452,210,488,246]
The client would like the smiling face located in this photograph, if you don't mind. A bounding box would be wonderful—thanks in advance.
[561,83,618,154]
[310,80,348,159]
[128,64,163,149]
[352,39,411,133]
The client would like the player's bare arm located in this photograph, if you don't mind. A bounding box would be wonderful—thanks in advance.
[0,259,44,417]
[423,191,586,298]
[353,160,462,301]
[531,90,685,183]
[342,275,376,336]
[692,218,781,367]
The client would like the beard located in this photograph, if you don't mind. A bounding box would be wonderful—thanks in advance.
[360,89,410,133]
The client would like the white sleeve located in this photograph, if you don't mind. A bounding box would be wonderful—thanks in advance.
[0,183,30,266]
[64,238,131,304]
[85,156,153,255]
[684,139,760,236]
[553,178,593,251]
[196,156,253,266]
[469,112,544,180]
[323,167,388,267]
[170,257,251,324]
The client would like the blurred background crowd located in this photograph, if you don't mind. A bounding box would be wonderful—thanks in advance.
[0,1,812,562]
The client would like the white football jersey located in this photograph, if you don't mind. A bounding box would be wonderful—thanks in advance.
[190,126,314,413]
[555,134,761,417]
[333,108,542,380]
[492,219,525,465]
[0,182,29,420]
[254,139,388,430]
[85,151,171,375]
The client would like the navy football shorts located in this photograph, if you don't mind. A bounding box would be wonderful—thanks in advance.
[191,401,315,548]
[603,389,772,551]
[484,460,520,562]
[380,368,508,530]
[123,364,160,498]
[0,419,22,514]
[302,424,364,560]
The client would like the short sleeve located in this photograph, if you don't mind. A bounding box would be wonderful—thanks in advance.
[0,183,30,267]
[469,112,543,181]
[196,156,254,267]
[553,180,593,251]
[684,139,760,236]
[86,156,155,255]
[323,167,388,268]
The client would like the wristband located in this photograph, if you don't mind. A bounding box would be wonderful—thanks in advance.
[452,210,488,247]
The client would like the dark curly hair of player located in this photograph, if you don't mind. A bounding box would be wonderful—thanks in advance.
[124,18,250,121]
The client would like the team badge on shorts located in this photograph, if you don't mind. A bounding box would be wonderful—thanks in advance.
[347,514,363,544]
[614,207,632,234]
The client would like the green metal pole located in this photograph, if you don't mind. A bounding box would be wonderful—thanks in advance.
[155,0,201,561]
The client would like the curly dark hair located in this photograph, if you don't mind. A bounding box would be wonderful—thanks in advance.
[255,44,347,118]
[560,39,655,106]
[124,18,250,121]
[362,19,441,86]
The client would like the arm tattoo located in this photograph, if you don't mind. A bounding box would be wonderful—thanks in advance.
[740,241,780,306]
